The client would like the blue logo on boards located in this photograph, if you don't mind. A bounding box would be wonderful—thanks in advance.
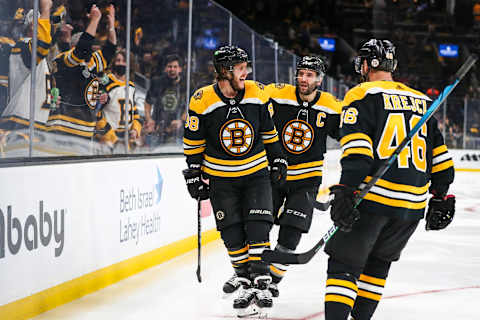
[317,38,336,52]
[439,44,459,58]
[155,166,163,204]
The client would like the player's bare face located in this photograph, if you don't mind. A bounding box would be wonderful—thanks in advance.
[297,69,319,95]
[165,61,181,80]
[230,62,249,91]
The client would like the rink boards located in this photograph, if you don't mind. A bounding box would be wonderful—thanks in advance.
[0,149,478,319]
[0,157,219,319]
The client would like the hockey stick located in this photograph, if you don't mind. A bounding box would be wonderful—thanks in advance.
[196,198,202,283]
[262,54,478,265]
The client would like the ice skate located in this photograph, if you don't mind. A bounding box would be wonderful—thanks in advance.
[223,274,250,298]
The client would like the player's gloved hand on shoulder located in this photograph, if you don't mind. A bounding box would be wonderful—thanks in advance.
[329,184,360,233]
[270,158,287,186]
[425,190,455,231]
[182,167,209,200]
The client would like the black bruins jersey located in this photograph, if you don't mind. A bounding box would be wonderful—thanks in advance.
[340,80,455,220]
[184,80,284,179]
[267,83,341,186]
[47,32,115,138]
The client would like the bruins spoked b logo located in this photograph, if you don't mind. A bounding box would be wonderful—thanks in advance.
[220,119,254,156]
[282,119,314,154]
[85,78,100,110]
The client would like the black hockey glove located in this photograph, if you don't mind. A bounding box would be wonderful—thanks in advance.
[270,158,287,186]
[425,194,455,231]
[329,184,360,233]
[182,168,209,200]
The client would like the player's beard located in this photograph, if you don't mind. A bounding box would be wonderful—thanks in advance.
[298,81,317,95]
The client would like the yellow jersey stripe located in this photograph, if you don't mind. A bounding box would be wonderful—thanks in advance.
[325,294,355,307]
[249,242,270,247]
[342,147,374,158]
[263,136,279,144]
[340,133,373,146]
[359,274,386,286]
[363,176,429,194]
[357,289,382,301]
[47,114,96,126]
[432,159,454,173]
[184,147,205,155]
[364,193,427,210]
[270,265,286,276]
[228,246,248,255]
[183,137,206,146]
[202,161,268,178]
[204,150,266,166]
[288,161,324,170]
[326,279,358,291]
[287,171,322,181]
[433,145,448,156]
[47,125,93,137]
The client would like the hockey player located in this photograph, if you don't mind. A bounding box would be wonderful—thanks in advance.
[266,56,341,297]
[95,50,142,146]
[46,4,116,140]
[323,39,455,320]
[182,45,287,315]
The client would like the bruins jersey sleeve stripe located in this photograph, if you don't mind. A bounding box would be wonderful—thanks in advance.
[340,133,373,159]
[64,48,84,67]
[183,137,206,155]
[432,144,454,173]
[261,129,279,144]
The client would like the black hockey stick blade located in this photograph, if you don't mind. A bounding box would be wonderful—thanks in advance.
[196,266,202,283]
[262,225,338,264]
[306,192,331,211]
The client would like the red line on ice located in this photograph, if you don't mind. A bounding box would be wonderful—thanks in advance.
[212,285,480,319]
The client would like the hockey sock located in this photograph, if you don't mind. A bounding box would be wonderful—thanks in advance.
[270,226,302,284]
[351,258,391,320]
[269,244,293,284]
[221,224,249,275]
[248,240,271,276]
[325,272,358,320]
[227,244,249,276]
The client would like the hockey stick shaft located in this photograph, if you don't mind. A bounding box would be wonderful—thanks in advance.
[264,54,477,265]
[196,198,202,283]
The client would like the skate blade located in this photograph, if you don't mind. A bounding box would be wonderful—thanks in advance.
[236,305,258,318]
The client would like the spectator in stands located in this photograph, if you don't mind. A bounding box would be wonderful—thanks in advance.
[96,50,142,148]
[473,1,480,29]
[144,53,187,145]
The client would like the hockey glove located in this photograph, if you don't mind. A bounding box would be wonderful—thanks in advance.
[425,194,455,231]
[329,184,360,233]
[270,158,288,186]
[182,168,209,201]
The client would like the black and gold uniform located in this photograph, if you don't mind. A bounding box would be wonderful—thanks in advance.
[47,32,115,139]
[267,82,341,225]
[184,79,284,279]
[0,18,51,127]
[265,56,342,291]
[323,39,455,320]
[336,80,454,219]
[96,73,142,144]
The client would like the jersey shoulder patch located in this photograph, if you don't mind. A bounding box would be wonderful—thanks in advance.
[189,84,220,114]
[266,83,296,101]
[317,91,342,114]
[343,84,367,107]
[244,80,269,104]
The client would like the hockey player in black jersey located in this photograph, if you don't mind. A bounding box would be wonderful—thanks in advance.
[183,45,287,315]
[323,39,455,320]
[46,4,116,140]
[266,56,341,297]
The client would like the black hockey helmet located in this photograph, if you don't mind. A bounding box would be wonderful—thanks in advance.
[354,39,397,74]
[296,55,327,77]
[213,45,250,75]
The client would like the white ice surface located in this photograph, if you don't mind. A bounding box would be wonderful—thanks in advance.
[33,170,480,320]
